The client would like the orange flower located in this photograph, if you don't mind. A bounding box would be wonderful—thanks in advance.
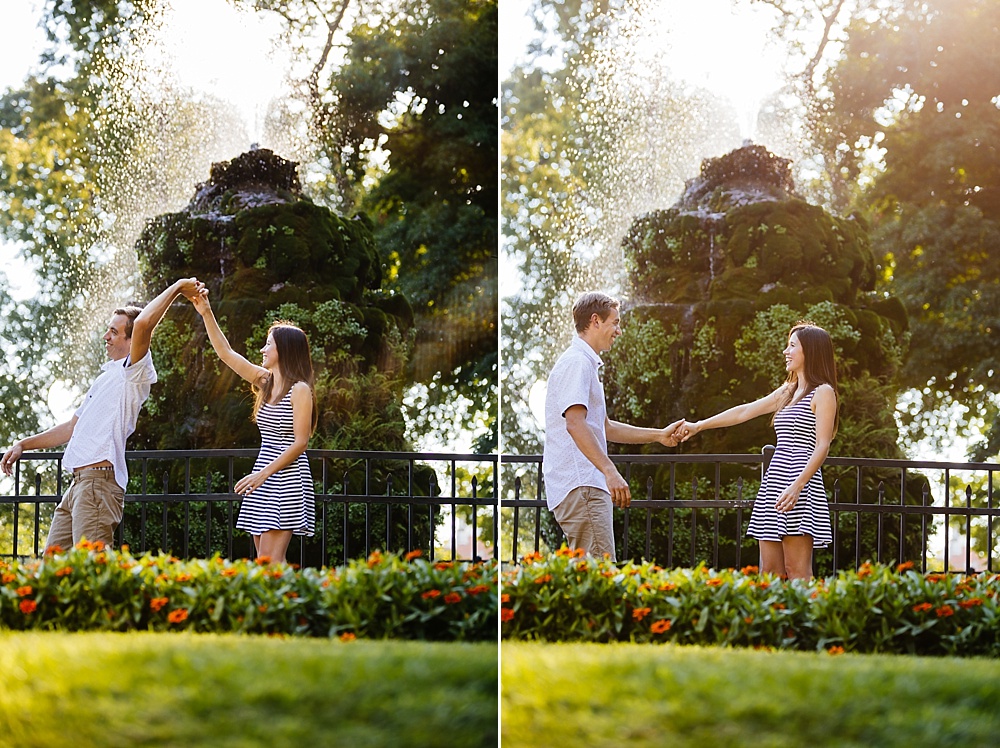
[935,605,955,618]
[632,607,652,621]
[422,589,442,599]
[740,565,759,575]
[650,619,671,634]
[521,552,544,566]
[912,602,933,613]
[857,562,873,579]
[55,567,74,577]
[772,603,786,610]
[1,573,16,584]
[150,597,169,612]
[534,574,553,584]
[927,573,947,583]
[45,545,63,556]
[19,599,37,615]
[896,561,915,572]
[220,568,238,577]
[706,578,724,587]
[404,549,423,561]
[757,581,771,590]
[744,616,754,624]
[466,584,491,596]
[556,546,575,557]
[258,604,269,613]
[435,561,454,571]
[658,583,676,592]
[827,645,845,656]
[444,592,462,604]
[339,632,357,642]
[167,609,189,624]
[16,586,32,597]
[500,593,511,603]
[501,607,514,622]
[174,573,192,583]
[255,556,272,566]
[367,550,383,568]
[959,598,984,609]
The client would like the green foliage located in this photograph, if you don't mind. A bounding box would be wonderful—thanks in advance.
[604,315,681,422]
[0,544,496,641]
[502,551,1000,655]
[0,635,497,748]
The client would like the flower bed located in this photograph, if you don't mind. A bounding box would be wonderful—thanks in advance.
[0,542,497,641]
[501,548,1000,656]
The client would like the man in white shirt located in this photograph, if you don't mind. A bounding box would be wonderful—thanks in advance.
[0,278,202,551]
[543,292,683,561]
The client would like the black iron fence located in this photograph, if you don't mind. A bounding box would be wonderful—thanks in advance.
[501,448,1000,575]
[0,449,497,567]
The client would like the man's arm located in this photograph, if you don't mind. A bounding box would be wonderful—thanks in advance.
[129,278,201,364]
[606,419,684,447]
[564,405,633,508]
[1,416,79,476]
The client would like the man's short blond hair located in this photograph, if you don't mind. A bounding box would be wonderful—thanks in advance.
[572,292,620,332]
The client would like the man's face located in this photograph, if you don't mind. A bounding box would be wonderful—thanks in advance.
[593,308,622,353]
[103,314,131,361]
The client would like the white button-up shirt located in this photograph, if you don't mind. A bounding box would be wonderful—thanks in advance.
[542,336,609,510]
[62,351,157,490]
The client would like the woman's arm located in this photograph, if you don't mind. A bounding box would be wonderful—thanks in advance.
[774,384,837,513]
[191,288,268,385]
[682,388,784,439]
[234,382,313,496]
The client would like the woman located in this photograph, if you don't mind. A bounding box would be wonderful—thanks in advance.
[191,288,316,564]
[680,323,838,580]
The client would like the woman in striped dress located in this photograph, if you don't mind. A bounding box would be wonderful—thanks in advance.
[191,288,316,564]
[680,324,838,580]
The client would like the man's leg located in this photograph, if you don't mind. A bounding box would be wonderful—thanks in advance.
[70,471,124,548]
[44,484,78,553]
[553,486,615,561]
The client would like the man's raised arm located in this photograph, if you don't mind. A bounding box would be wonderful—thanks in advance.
[129,278,201,364]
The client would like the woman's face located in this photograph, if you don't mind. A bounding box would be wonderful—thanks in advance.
[260,333,279,370]
[783,332,805,377]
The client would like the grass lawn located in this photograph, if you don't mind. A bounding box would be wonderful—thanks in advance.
[502,642,1000,747]
[0,633,497,748]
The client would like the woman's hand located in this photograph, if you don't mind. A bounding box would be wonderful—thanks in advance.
[235,470,268,496]
[679,420,703,442]
[191,287,212,316]
[775,484,802,513]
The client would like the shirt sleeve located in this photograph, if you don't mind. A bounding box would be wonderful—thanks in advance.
[123,350,158,386]
[550,359,593,419]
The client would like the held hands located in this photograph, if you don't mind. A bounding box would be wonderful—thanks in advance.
[677,419,704,443]
[657,419,685,447]
[177,277,204,302]
[0,442,23,476]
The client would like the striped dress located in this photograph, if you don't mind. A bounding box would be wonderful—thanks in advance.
[747,388,832,548]
[236,390,315,537]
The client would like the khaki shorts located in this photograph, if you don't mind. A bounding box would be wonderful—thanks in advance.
[552,485,616,561]
[45,468,124,552]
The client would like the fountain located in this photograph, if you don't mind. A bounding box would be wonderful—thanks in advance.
[130,147,414,453]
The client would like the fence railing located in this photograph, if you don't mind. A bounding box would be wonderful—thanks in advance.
[0,449,497,567]
[501,448,1000,574]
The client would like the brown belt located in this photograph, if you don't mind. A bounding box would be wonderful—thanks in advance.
[72,466,114,477]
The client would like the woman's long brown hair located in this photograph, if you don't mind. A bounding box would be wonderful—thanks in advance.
[773,323,840,437]
[252,321,318,434]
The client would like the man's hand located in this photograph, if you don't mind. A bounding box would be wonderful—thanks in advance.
[1,442,23,476]
[605,468,631,508]
[177,277,202,302]
[657,419,685,447]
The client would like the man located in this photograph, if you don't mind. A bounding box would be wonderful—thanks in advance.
[542,292,683,561]
[0,278,202,551]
